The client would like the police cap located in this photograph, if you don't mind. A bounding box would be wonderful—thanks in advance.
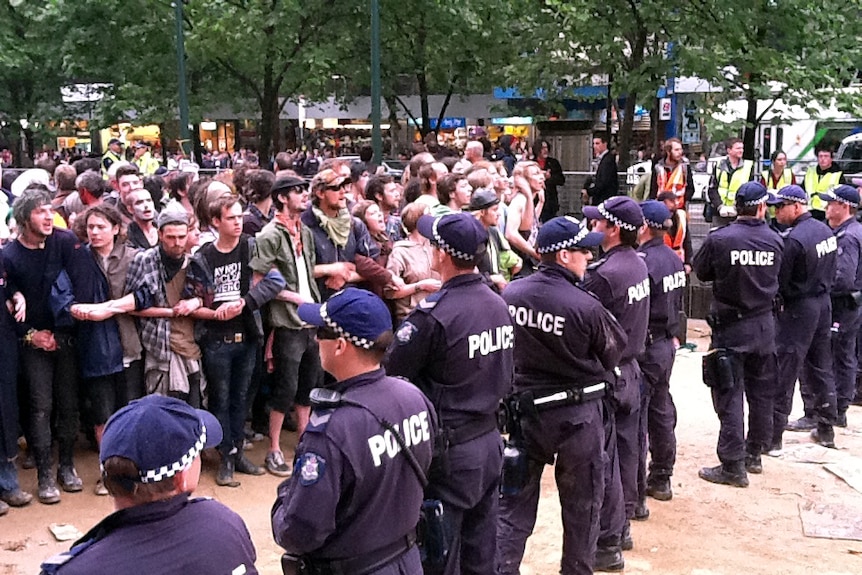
[536,216,604,254]
[582,196,644,231]
[769,184,807,205]
[298,287,392,349]
[417,212,488,261]
[639,200,672,229]
[817,184,860,208]
[735,181,774,206]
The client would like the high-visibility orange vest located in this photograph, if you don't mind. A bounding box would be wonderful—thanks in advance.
[663,209,687,262]
[656,163,689,209]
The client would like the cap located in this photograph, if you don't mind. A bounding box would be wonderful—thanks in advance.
[107,138,122,147]
[9,168,51,198]
[468,187,500,211]
[536,216,604,254]
[271,175,308,195]
[417,212,488,261]
[312,168,349,190]
[768,184,808,205]
[133,141,149,149]
[582,196,644,231]
[639,200,673,229]
[818,184,860,208]
[656,191,677,202]
[734,181,773,206]
[298,288,392,349]
[100,395,222,483]
[154,166,169,176]
[157,207,190,229]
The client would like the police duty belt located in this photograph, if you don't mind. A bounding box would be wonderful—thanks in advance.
[512,382,607,420]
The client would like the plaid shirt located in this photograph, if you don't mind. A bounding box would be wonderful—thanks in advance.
[124,247,178,365]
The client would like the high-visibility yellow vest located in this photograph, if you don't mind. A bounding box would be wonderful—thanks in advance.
[134,152,160,176]
[718,160,754,206]
[761,168,793,192]
[101,150,123,178]
[804,168,843,211]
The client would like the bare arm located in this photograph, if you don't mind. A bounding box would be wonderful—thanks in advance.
[505,194,538,259]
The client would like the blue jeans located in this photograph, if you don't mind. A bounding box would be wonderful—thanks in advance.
[202,339,256,456]
[0,459,21,494]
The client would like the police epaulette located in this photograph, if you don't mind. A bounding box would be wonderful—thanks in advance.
[418,289,445,310]
[837,229,846,238]
[306,408,333,431]
[707,224,728,234]
[637,251,647,259]
[586,260,604,270]
[779,229,791,238]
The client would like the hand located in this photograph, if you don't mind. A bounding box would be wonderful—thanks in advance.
[32,330,57,352]
[684,264,692,275]
[214,300,245,321]
[330,262,355,284]
[387,274,406,291]
[672,337,680,350]
[416,279,442,293]
[71,303,116,322]
[173,298,201,317]
[10,292,25,322]
[325,275,347,291]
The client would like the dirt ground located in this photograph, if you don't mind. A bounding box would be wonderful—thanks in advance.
[3,319,862,574]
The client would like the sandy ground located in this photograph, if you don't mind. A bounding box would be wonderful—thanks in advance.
[3,319,862,574]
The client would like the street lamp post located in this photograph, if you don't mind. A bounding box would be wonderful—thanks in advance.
[174,1,191,158]
[371,0,382,162]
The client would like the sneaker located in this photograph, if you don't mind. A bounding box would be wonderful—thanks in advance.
[266,451,292,478]
[94,479,109,496]
[0,488,33,507]
[785,416,817,432]
[235,453,265,476]
[37,479,61,505]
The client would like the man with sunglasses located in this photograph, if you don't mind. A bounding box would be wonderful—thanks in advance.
[272,288,435,575]
[385,212,514,575]
[250,174,323,475]
[768,185,837,452]
[497,216,626,575]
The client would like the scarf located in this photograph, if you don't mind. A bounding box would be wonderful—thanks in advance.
[312,206,351,248]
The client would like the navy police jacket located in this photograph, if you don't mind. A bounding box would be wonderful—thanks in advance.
[778,212,836,301]
[832,217,862,296]
[583,245,650,363]
[385,273,514,429]
[693,217,783,352]
[502,263,627,393]
[272,368,435,559]
[637,237,685,340]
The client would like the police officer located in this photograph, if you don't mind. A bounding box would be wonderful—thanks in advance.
[818,186,862,429]
[497,216,626,575]
[693,181,783,487]
[767,185,837,453]
[40,395,258,575]
[581,196,650,570]
[635,201,686,513]
[101,138,124,178]
[272,288,435,575]
[386,212,514,575]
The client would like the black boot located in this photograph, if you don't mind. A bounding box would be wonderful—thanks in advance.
[621,521,634,550]
[812,424,835,448]
[646,474,673,501]
[785,415,817,432]
[835,410,848,428]
[633,498,650,521]
[852,373,862,406]
[35,451,60,505]
[235,452,265,476]
[57,445,83,492]
[698,461,749,488]
[593,538,624,572]
[216,454,240,487]
[745,446,763,474]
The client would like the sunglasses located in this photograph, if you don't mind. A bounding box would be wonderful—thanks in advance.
[316,326,341,340]
[325,182,350,192]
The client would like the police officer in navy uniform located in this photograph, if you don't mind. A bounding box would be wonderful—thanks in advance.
[385,212,514,575]
[635,201,686,514]
[766,185,838,454]
[581,196,650,570]
[818,186,862,429]
[497,217,627,575]
[272,288,435,575]
[40,395,258,575]
[693,181,783,488]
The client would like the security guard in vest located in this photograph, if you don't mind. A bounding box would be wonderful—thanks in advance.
[385,212,514,575]
[818,185,862,429]
[101,138,124,178]
[693,182,783,488]
[804,145,844,221]
[272,288,435,575]
[657,191,693,272]
[766,185,837,457]
[497,216,626,575]
[133,141,160,176]
[760,150,796,192]
[635,201,686,513]
[706,138,755,227]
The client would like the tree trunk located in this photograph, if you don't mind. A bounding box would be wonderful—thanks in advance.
[617,91,638,172]
[742,90,758,161]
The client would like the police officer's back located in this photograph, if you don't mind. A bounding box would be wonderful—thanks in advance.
[693,181,783,488]
[272,288,435,574]
[385,212,513,575]
[41,396,258,575]
[497,217,627,575]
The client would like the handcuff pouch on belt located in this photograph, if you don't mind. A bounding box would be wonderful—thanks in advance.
[702,348,736,390]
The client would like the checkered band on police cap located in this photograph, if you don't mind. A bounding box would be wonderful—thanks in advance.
[537,216,592,254]
[320,301,374,349]
[139,425,208,483]
[819,185,860,208]
[432,217,473,260]
[773,185,808,204]
[597,202,638,231]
